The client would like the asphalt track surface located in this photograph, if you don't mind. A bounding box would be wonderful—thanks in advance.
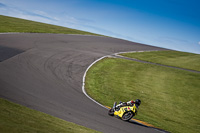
[0,33,168,133]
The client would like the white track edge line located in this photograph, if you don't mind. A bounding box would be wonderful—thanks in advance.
[0,32,104,37]
[82,50,159,110]
[82,56,109,109]
[82,50,167,131]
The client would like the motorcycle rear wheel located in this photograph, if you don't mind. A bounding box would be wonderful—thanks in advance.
[122,111,134,121]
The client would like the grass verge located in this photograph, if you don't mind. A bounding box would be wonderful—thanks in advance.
[85,56,200,133]
[0,98,100,133]
[120,50,200,71]
[0,15,101,36]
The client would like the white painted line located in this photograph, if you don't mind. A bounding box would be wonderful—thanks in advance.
[0,32,104,37]
[114,50,159,55]
[82,56,109,109]
[0,32,23,34]
[82,50,167,131]
[82,50,159,109]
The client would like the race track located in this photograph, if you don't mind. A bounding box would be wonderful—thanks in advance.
[0,33,168,133]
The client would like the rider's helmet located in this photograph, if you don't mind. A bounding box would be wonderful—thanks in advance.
[135,99,141,106]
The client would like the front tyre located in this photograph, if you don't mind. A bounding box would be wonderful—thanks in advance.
[108,109,114,116]
[122,111,134,121]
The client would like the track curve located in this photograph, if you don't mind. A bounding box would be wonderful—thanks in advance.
[0,33,168,133]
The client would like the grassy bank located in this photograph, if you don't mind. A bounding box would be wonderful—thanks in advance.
[0,15,100,36]
[0,98,100,133]
[121,50,200,71]
[85,52,200,133]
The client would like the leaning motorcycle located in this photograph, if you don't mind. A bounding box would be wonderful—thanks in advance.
[108,102,138,121]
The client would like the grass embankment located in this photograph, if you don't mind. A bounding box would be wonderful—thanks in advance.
[121,50,200,71]
[85,51,200,133]
[0,15,100,36]
[0,98,100,133]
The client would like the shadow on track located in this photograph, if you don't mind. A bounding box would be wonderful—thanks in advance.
[0,45,24,62]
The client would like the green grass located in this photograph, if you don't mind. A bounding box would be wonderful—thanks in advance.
[0,15,100,36]
[0,98,100,133]
[120,50,200,71]
[85,57,200,133]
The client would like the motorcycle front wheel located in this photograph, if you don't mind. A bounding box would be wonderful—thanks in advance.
[121,111,134,121]
[108,109,114,116]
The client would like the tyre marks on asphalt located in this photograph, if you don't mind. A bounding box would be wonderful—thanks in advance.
[0,33,169,133]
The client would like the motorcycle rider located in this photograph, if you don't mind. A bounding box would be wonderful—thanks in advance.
[115,99,141,110]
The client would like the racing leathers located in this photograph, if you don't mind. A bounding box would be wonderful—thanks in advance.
[115,100,135,109]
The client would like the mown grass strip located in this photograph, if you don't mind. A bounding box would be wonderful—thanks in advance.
[85,57,200,133]
[120,50,200,71]
[0,15,101,36]
[0,98,100,133]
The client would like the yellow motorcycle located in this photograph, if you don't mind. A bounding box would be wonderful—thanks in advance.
[108,102,138,121]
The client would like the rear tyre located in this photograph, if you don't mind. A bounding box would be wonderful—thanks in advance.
[108,109,114,116]
[121,111,134,121]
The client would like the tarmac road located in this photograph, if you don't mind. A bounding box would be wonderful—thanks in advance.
[0,33,168,133]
